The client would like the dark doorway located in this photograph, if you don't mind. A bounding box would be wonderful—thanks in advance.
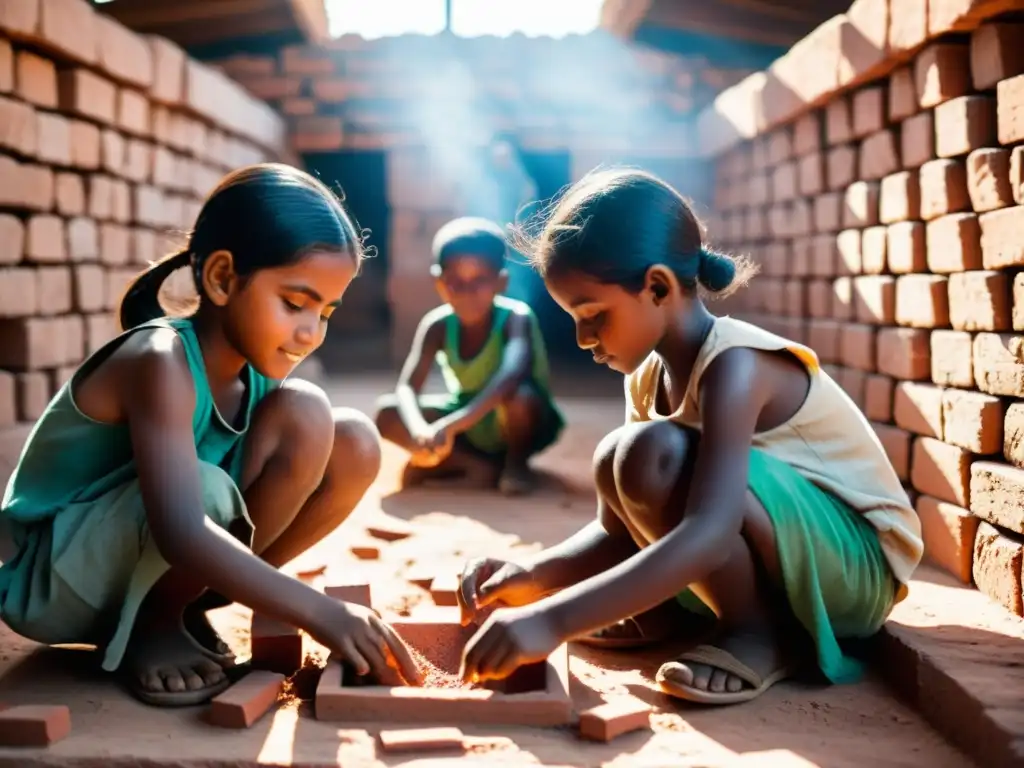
[505,149,592,369]
[301,150,392,373]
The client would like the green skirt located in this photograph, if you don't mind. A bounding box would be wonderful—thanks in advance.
[418,383,565,458]
[675,448,897,684]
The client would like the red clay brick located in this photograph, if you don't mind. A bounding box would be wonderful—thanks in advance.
[54,172,84,216]
[840,324,877,371]
[12,162,53,212]
[874,423,912,481]
[971,22,1024,92]
[916,494,978,583]
[1010,146,1024,204]
[0,370,13,426]
[900,111,935,170]
[948,270,1011,332]
[793,111,822,156]
[911,436,972,506]
[931,330,974,388]
[789,237,812,277]
[96,14,153,89]
[58,69,115,124]
[0,267,38,317]
[813,192,842,233]
[15,370,49,420]
[783,279,806,317]
[864,373,894,421]
[0,39,11,94]
[836,230,863,275]
[894,382,945,438]
[889,66,917,121]
[997,74,1024,145]
[36,111,70,166]
[935,96,997,158]
[880,171,921,223]
[0,95,37,157]
[117,88,149,137]
[36,265,71,315]
[0,0,39,38]
[833,276,854,320]
[15,51,56,108]
[920,158,970,220]
[842,181,880,228]
[0,705,71,747]
[72,264,105,312]
[0,316,67,370]
[973,332,1024,397]
[827,145,858,190]
[966,148,1013,212]
[810,233,837,276]
[972,520,1023,616]
[944,389,1004,455]
[324,581,373,609]
[916,42,971,109]
[68,119,100,169]
[100,129,125,176]
[859,129,899,180]
[24,215,64,263]
[579,696,652,742]
[250,614,304,676]
[852,86,886,139]
[879,327,932,380]
[1004,401,1024,467]
[889,0,928,56]
[39,0,97,65]
[748,174,769,207]
[0,214,24,266]
[806,280,831,317]
[208,671,284,729]
[887,221,926,273]
[99,223,130,266]
[839,0,890,87]
[147,35,184,105]
[772,161,798,201]
[379,727,465,754]
[854,275,896,325]
[861,226,887,274]
[123,139,151,183]
[806,319,841,363]
[67,217,98,261]
[980,205,1024,269]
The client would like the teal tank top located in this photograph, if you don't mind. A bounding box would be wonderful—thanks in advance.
[1,316,278,527]
[433,295,552,396]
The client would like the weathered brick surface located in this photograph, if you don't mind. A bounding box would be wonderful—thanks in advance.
[973,521,1023,616]
[916,495,978,583]
[965,147,1012,212]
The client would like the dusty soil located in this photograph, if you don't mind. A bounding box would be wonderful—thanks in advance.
[0,375,972,767]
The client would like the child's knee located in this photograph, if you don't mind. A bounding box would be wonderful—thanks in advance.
[504,381,542,417]
[372,399,401,439]
[327,407,382,490]
[613,421,693,509]
[259,382,336,486]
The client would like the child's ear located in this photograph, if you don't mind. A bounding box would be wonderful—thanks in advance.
[643,265,676,305]
[202,250,237,306]
[497,268,509,294]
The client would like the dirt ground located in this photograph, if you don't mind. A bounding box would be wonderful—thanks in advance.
[0,375,972,767]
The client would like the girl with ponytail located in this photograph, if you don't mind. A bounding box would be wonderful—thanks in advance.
[455,168,921,708]
[0,163,423,707]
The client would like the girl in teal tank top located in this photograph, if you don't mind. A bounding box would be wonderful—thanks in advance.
[375,217,565,495]
[0,164,423,707]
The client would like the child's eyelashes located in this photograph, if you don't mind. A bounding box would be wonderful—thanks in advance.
[282,297,303,313]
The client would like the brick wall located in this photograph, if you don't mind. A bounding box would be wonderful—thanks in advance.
[702,0,1024,616]
[0,0,288,484]
[213,35,746,360]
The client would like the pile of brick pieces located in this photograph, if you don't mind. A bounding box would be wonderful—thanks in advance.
[0,0,286,437]
[704,0,1024,619]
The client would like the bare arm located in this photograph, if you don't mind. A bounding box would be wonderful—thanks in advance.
[395,316,445,436]
[124,334,324,631]
[436,311,533,435]
[538,347,770,640]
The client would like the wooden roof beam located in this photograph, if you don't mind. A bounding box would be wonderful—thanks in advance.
[103,0,279,29]
[644,0,814,47]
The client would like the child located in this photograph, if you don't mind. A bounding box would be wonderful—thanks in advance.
[0,164,422,707]
[375,216,564,495]
[455,168,923,705]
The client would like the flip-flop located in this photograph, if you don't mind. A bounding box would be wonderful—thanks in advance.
[576,617,669,650]
[127,673,233,708]
[655,644,794,705]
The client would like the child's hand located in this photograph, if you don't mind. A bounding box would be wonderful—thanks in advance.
[459,605,561,684]
[457,557,544,625]
[311,600,424,685]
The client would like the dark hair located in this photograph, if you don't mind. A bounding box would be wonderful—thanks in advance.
[118,163,368,331]
[518,167,756,298]
[431,216,507,274]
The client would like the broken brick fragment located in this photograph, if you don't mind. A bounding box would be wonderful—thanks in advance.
[324,580,373,609]
[0,704,71,746]
[578,696,652,742]
[250,613,304,676]
[208,670,285,729]
[378,726,465,753]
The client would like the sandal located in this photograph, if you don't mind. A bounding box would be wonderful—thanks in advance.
[576,617,669,650]
[655,644,794,705]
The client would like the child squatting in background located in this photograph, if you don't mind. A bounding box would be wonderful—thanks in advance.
[375,216,565,496]
[0,164,422,707]
[456,168,923,705]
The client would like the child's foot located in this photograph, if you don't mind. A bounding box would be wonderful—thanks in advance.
[182,601,235,659]
[578,598,707,649]
[655,625,795,705]
[498,461,536,496]
[123,621,233,707]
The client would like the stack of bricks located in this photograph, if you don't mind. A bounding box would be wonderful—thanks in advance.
[213,35,752,157]
[705,6,1024,618]
[0,0,286,482]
